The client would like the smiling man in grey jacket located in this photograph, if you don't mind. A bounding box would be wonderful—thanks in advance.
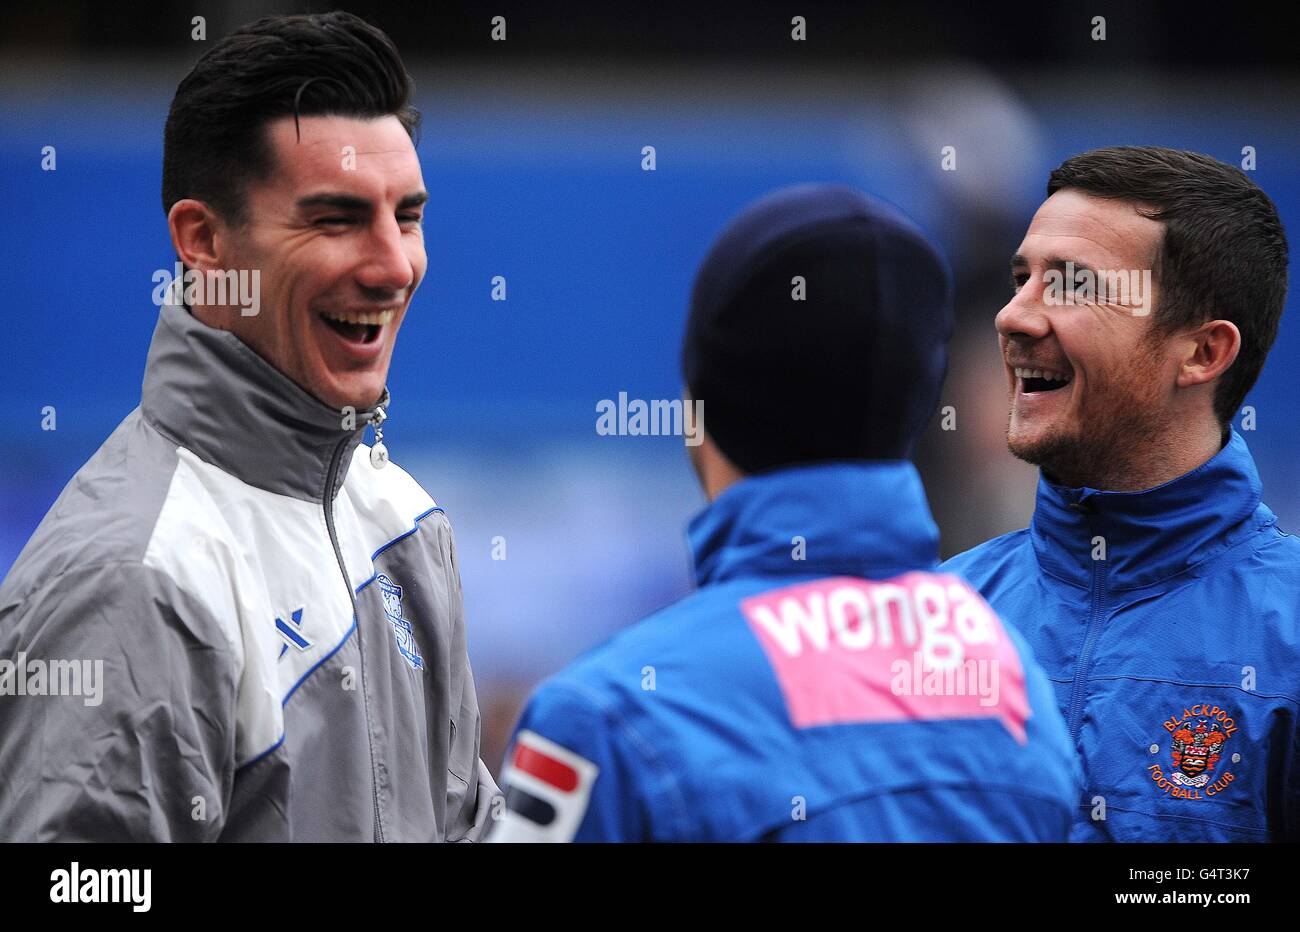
[0,11,499,841]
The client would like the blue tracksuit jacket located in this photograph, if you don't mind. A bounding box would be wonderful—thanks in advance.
[943,431,1300,841]
[490,462,1081,842]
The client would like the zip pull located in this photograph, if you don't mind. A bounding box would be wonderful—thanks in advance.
[369,405,389,469]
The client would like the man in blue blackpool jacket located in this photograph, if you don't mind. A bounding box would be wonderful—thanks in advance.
[943,146,1299,842]
[488,184,1081,842]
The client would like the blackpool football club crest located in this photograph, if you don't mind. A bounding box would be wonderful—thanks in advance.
[377,574,424,671]
[1148,704,1238,800]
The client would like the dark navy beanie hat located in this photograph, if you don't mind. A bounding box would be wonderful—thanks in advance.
[681,183,954,473]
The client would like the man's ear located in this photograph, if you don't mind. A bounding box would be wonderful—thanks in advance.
[1176,319,1241,389]
[167,198,224,273]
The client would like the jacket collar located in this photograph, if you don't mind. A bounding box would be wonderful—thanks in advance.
[1030,430,1271,590]
[688,461,940,587]
[140,301,387,503]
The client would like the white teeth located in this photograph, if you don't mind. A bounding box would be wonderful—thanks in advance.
[322,309,395,327]
[1014,366,1072,384]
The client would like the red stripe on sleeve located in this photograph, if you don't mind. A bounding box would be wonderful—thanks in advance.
[513,743,580,792]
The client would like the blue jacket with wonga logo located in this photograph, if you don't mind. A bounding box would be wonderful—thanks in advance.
[488,462,1081,842]
[941,431,1300,842]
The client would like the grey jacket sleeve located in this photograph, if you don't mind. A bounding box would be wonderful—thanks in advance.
[439,525,502,842]
[0,561,238,841]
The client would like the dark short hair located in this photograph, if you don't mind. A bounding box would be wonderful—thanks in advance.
[162,10,419,227]
[1047,145,1288,426]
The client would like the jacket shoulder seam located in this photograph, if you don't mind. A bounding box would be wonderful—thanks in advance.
[539,678,693,839]
[9,557,166,609]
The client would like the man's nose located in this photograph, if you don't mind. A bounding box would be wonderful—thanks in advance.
[995,286,1051,342]
[356,216,415,295]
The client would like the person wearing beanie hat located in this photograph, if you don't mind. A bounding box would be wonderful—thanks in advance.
[682,183,952,476]
[490,184,1079,843]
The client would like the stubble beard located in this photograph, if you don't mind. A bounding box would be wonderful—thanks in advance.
[1006,338,1172,490]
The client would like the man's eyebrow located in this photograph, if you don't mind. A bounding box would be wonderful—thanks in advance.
[295,191,429,212]
[1045,255,1099,274]
[1009,253,1099,272]
[296,193,371,213]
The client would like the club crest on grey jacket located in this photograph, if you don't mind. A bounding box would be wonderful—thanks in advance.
[942,431,1300,842]
[0,301,500,841]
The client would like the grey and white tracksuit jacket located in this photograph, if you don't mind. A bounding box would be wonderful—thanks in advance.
[0,301,500,841]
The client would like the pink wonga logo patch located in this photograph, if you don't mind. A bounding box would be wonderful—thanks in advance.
[740,573,1031,743]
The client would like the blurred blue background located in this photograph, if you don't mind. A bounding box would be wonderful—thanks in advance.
[2,1,1298,771]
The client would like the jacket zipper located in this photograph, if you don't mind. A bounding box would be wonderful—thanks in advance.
[323,433,386,843]
[1067,554,1108,742]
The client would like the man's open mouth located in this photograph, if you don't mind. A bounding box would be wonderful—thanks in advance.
[320,309,394,344]
[1014,366,1072,394]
